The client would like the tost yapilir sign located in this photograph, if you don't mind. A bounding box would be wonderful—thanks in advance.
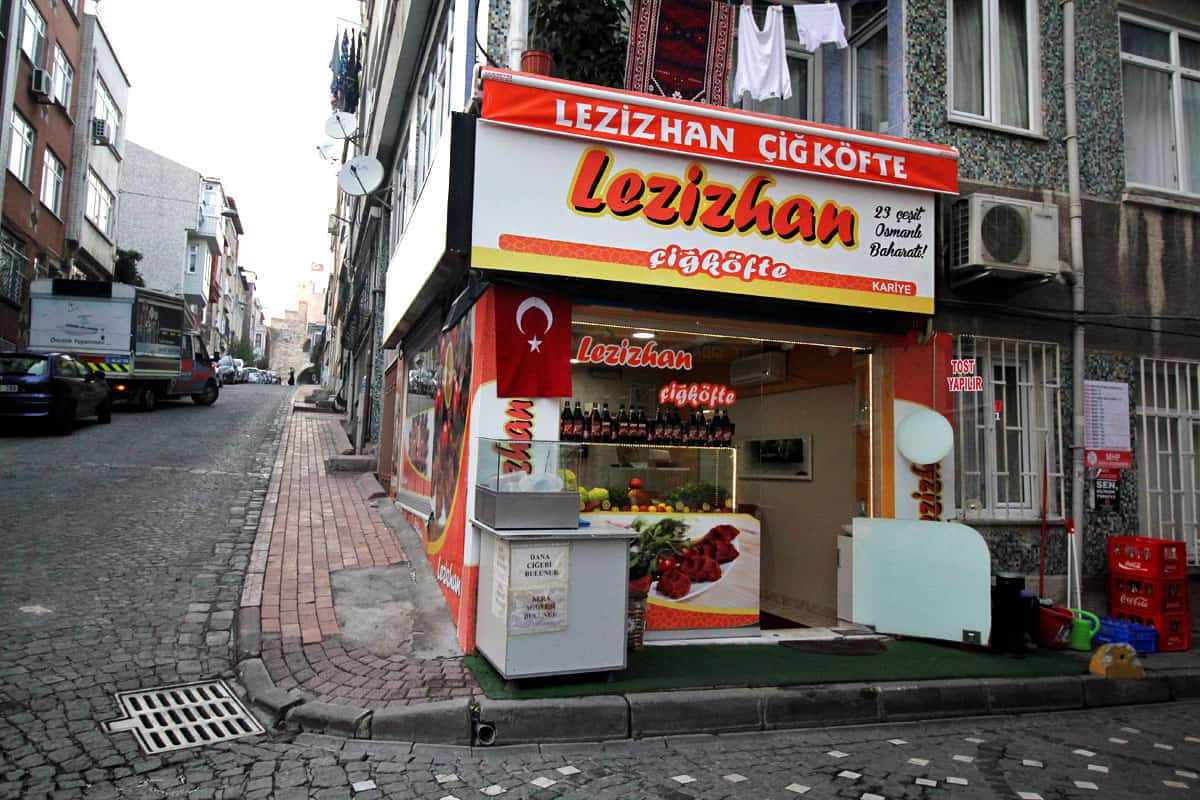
[471,69,958,315]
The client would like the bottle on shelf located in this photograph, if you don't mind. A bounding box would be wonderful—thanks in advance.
[636,406,648,443]
[600,401,612,442]
[669,406,682,445]
[561,401,573,441]
[690,407,703,445]
[584,402,596,442]
[723,408,735,443]
[573,400,585,441]
[617,404,629,443]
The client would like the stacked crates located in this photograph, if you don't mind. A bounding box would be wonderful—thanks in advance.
[1108,536,1191,652]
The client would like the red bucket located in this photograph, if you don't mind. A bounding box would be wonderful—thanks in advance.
[1036,605,1074,649]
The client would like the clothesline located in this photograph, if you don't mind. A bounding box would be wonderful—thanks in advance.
[723,0,835,6]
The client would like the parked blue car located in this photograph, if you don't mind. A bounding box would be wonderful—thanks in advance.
[0,352,112,434]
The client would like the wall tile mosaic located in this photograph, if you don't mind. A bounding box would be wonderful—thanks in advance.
[905,0,1124,199]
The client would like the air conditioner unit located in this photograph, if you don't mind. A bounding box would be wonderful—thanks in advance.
[730,350,787,387]
[91,118,110,146]
[30,69,52,103]
[949,194,1060,279]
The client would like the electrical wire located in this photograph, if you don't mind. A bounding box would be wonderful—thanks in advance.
[938,298,1200,339]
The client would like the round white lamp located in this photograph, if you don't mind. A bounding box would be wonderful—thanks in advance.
[896,408,954,465]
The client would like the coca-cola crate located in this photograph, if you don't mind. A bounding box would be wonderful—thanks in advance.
[1112,610,1192,652]
[1107,536,1187,579]
[1110,575,1190,615]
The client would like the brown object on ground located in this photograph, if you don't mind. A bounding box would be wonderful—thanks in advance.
[1088,643,1146,679]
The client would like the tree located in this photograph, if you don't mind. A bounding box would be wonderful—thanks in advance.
[531,0,627,89]
[228,335,255,362]
[113,249,145,287]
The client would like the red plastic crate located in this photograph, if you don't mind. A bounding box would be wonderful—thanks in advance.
[1108,536,1187,579]
[1110,575,1190,615]
[1112,610,1192,652]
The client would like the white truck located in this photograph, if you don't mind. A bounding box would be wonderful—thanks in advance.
[29,279,219,410]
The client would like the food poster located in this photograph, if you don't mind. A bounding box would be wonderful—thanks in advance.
[592,512,760,631]
[889,333,955,521]
[398,305,478,650]
[402,408,434,488]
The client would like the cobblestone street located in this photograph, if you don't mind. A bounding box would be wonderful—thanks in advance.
[4,389,1200,799]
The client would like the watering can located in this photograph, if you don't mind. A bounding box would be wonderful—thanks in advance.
[1068,608,1100,651]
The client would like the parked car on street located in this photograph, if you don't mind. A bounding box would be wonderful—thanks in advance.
[216,356,237,386]
[0,352,112,433]
[243,368,264,384]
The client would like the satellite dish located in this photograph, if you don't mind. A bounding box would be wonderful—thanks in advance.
[325,111,358,140]
[896,408,954,466]
[338,156,385,196]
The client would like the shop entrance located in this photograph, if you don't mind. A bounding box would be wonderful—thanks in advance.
[568,310,873,640]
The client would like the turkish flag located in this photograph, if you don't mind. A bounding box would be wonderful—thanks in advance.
[494,285,572,398]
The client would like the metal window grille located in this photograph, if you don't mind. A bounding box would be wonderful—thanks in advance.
[956,337,1064,521]
[1137,358,1200,565]
[0,237,27,305]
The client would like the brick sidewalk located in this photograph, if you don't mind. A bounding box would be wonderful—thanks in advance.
[240,405,479,708]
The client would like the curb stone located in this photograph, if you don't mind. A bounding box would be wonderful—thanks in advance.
[237,659,304,723]
[475,696,629,745]
[371,700,472,746]
[285,701,372,738]
[628,688,763,737]
[1082,673,1173,707]
[983,676,1084,713]
[878,678,990,721]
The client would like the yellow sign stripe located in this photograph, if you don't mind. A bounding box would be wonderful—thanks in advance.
[471,246,934,315]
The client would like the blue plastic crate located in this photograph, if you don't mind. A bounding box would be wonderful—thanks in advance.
[1094,616,1158,654]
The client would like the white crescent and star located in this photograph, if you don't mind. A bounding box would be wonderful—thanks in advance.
[515,296,554,352]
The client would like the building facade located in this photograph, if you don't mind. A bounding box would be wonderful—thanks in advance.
[116,144,245,351]
[0,0,86,348]
[64,12,127,282]
[324,0,1200,652]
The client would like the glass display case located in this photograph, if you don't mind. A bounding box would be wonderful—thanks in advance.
[574,443,736,513]
[475,438,582,529]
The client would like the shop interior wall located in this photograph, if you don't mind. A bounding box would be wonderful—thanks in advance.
[732,383,857,626]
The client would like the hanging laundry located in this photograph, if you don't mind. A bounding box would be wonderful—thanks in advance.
[792,3,847,52]
[329,31,343,110]
[341,35,361,113]
[733,3,791,102]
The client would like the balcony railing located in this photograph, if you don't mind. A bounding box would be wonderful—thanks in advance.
[0,241,27,306]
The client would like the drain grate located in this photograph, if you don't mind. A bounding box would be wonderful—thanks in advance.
[102,679,264,754]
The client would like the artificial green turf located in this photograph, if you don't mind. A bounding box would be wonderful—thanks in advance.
[465,639,1089,700]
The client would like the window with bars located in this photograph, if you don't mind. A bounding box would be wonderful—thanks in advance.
[1137,358,1200,565]
[0,230,28,306]
[955,337,1064,520]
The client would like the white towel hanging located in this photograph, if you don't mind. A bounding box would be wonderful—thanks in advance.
[734,4,792,103]
[792,3,848,52]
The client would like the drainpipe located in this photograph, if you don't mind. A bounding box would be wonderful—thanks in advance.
[1063,0,1086,611]
[507,0,528,70]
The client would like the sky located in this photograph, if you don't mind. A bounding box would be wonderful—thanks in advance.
[94,0,362,318]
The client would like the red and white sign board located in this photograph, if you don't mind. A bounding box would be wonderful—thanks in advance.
[1084,380,1132,469]
[473,70,957,316]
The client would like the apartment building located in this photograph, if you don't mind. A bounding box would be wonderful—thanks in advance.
[0,0,86,348]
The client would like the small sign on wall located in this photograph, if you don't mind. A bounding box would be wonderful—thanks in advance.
[508,543,570,635]
[1092,468,1121,513]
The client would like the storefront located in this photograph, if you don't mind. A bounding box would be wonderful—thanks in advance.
[389,68,958,655]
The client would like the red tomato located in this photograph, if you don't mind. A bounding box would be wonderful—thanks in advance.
[679,546,694,559]
[629,478,644,489]
[657,555,676,573]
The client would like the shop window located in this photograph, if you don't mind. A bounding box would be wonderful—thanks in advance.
[1137,358,1200,565]
[948,0,1039,133]
[1120,16,1200,194]
[955,337,1063,521]
[849,2,888,134]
